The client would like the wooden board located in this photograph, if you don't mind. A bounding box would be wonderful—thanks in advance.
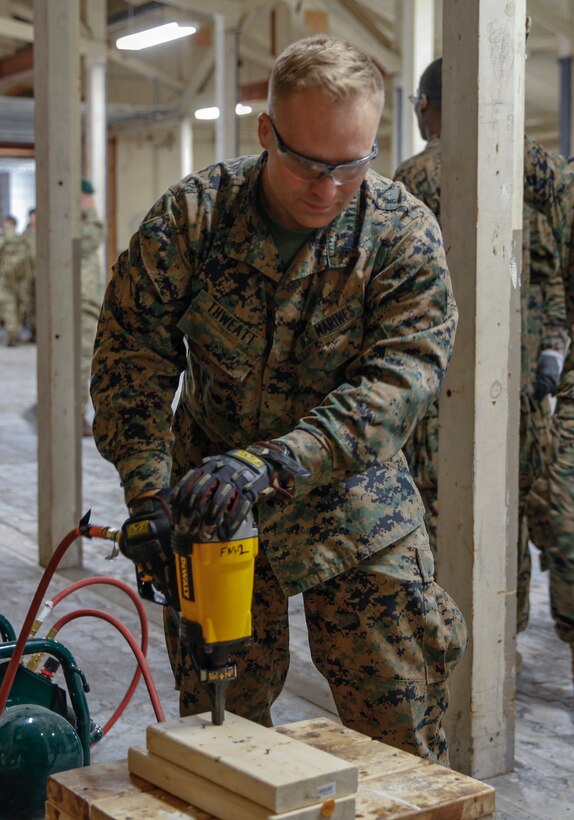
[279,719,495,818]
[46,759,155,820]
[129,746,356,820]
[90,787,212,819]
[45,803,77,820]
[145,711,358,812]
[276,719,430,779]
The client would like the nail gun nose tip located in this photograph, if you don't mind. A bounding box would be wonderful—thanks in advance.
[212,691,225,725]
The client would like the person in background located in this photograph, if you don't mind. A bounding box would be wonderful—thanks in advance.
[80,178,104,436]
[23,207,36,342]
[393,59,570,648]
[91,35,467,765]
[523,139,574,684]
[0,215,33,347]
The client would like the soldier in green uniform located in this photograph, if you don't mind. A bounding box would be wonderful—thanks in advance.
[0,215,33,346]
[22,207,36,341]
[80,179,105,436]
[393,59,570,639]
[91,36,467,765]
[524,139,574,679]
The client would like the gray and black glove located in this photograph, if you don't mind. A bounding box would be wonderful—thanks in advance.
[533,350,564,402]
[120,489,176,605]
[171,442,309,539]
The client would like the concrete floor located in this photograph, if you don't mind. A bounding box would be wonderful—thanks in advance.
[0,342,572,819]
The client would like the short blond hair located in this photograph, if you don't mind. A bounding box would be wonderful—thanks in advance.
[268,35,385,116]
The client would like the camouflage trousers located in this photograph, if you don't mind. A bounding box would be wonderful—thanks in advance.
[526,389,574,646]
[0,271,26,343]
[517,390,553,632]
[164,525,467,766]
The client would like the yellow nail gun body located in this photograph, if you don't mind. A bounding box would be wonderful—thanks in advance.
[171,512,258,724]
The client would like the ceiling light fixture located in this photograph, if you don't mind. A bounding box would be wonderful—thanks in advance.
[194,104,253,120]
[116,22,197,51]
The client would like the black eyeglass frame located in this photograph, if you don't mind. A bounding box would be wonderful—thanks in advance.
[268,117,379,183]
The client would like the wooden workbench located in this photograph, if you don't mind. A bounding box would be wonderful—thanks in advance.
[45,717,495,819]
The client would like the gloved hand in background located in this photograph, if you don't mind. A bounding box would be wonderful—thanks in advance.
[533,349,564,402]
[120,488,175,605]
[171,441,309,539]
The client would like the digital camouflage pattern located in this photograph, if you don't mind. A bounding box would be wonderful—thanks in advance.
[22,222,35,335]
[92,153,466,762]
[393,139,568,636]
[394,139,442,551]
[524,138,574,645]
[80,207,104,410]
[0,228,33,344]
[517,207,569,631]
[164,527,467,765]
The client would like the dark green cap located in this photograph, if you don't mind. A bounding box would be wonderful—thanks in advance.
[81,177,95,194]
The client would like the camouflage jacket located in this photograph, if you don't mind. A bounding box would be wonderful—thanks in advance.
[396,138,570,381]
[393,138,441,222]
[92,153,457,595]
[524,138,574,376]
[0,231,33,284]
[527,206,570,356]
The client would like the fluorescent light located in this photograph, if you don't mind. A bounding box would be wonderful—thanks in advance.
[116,22,196,51]
[194,104,253,120]
[195,107,220,120]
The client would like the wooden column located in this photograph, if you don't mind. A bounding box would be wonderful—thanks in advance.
[438,0,525,778]
[399,0,434,161]
[214,13,238,161]
[34,0,82,567]
[84,0,108,283]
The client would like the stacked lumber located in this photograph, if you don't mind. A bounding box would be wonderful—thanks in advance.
[127,712,359,819]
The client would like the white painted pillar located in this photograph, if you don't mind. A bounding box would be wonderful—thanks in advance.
[400,0,434,161]
[438,0,525,777]
[84,0,107,282]
[214,14,238,162]
[34,0,82,567]
[180,115,194,177]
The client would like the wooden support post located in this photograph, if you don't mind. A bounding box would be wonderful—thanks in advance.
[214,13,238,161]
[399,0,435,162]
[34,0,82,567]
[438,0,525,777]
[84,0,108,283]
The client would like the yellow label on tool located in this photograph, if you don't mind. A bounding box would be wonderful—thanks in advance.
[234,449,265,467]
[126,521,150,537]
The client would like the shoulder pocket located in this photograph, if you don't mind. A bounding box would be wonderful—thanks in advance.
[178,290,266,381]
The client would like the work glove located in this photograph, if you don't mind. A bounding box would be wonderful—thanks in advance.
[533,350,564,402]
[171,442,310,539]
[120,489,176,605]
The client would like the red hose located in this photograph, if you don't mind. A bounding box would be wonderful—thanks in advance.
[48,577,152,734]
[0,525,81,717]
[51,609,165,724]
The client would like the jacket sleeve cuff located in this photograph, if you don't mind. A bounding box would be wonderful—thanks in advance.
[275,429,333,496]
[117,452,173,504]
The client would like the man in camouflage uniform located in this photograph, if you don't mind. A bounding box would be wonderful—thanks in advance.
[524,139,574,677]
[22,207,36,341]
[0,215,33,346]
[519,207,569,631]
[91,36,467,765]
[80,179,105,436]
[393,59,570,638]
